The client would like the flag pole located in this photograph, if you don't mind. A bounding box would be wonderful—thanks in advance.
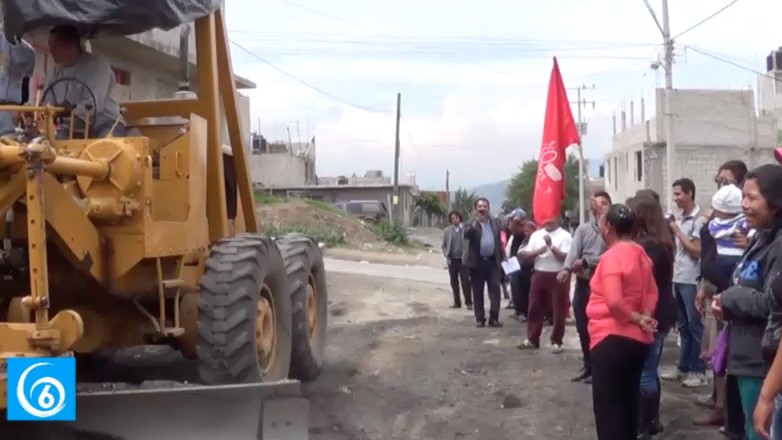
[577,143,585,225]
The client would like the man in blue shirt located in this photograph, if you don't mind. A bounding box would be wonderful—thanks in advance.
[463,198,505,327]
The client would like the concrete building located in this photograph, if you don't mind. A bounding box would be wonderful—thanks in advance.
[758,47,782,134]
[249,135,317,188]
[23,14,254,148]
[605,88,777,209]
[260,169,420,226]
[264,183,419,226]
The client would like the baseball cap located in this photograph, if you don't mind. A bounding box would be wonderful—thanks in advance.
[506,208,527,220]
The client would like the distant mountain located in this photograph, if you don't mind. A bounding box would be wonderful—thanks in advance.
[458,157,603,212]
[469,180,510,211]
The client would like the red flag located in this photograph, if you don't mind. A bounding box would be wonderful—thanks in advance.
[532,57,580,225]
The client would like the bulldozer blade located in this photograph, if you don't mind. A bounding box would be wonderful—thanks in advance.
[64,381,309,440]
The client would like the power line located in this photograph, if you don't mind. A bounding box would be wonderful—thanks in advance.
[228,39,392,114]
[684,45,780,84]
[228,30,658,49]
[269,0,540,79]
[673,0,741,39]
[236,46,652,61]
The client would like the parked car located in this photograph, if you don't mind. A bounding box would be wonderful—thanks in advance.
[333,200,388,224]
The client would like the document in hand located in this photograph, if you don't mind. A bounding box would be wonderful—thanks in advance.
[501,256,521,274]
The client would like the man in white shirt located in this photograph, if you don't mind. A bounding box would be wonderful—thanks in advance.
[516,219,572,353]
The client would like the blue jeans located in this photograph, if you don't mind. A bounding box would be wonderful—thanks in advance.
[772,394,782,440]
[640,329,669,393]
[674,282,706,373]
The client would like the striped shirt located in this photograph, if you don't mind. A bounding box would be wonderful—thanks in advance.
[708,214,748,256]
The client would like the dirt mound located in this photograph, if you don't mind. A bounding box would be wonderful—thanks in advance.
[258,201,378,246]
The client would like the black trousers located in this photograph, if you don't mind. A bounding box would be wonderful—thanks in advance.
[510,270,531,316]
[447,257,472,306]
[591,335,649,440]
[470,258,502,322]
[573,277,591,369]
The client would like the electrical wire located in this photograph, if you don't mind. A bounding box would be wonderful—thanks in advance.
[683,45,780,84]
[228,39,393,114]
[228,30,658,49]
[673,0,741,39]
[268,0,559,79]
[236,46,652,61]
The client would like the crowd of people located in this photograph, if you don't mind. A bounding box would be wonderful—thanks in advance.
[441,158,782,439]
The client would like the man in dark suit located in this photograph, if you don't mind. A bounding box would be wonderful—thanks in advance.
[464,197,505,327]
[442,210,472,309]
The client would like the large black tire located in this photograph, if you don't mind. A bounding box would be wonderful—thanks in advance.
[276,233,328,381]
[197,234,292,384]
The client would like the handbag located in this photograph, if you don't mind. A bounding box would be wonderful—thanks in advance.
[711,325,729,376]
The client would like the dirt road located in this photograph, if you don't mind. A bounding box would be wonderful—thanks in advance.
[0,257,723,439]
[309,259,722,440]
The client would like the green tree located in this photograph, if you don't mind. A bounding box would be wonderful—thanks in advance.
[413,193,447,217]
[450,188,477,217]
[505,154,581,221]
[777,130,782,145]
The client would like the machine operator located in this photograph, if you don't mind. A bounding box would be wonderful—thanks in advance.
[0,31,35,137]
[44,25,125,138]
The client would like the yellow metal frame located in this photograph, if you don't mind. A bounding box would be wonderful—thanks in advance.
[0,9,260,409]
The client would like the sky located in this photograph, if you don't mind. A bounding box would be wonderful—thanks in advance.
[224,0,781,190]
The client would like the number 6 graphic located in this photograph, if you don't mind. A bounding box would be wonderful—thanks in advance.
[15,362,67,418]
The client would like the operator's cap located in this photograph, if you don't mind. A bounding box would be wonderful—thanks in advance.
[506,208,527,220]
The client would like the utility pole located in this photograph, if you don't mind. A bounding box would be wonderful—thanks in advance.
[569,84,595,226]
[644,0,675,212]
[662,0,675,214]
[392,92,402,224]
[445,169,450,209]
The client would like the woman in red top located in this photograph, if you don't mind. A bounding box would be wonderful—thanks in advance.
[588,203,659,440]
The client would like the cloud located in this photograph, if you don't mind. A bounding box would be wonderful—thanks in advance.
[226,0,782,189]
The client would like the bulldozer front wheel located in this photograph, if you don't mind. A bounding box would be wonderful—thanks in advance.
[277,233,328,381]
[197,234,292,384]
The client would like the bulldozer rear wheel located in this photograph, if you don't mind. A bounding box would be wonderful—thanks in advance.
[197,234,292,384]
[276,233,328,381]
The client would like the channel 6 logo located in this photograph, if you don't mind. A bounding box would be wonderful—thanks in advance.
[6,357,76,421]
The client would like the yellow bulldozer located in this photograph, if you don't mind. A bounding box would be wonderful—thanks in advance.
[0,0,328,438]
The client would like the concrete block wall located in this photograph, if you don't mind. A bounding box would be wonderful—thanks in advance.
[250,154,308,188]
[607,144,778,210]
[607,88,779,210]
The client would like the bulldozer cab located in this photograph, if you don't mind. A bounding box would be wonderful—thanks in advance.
[0,1,328,439]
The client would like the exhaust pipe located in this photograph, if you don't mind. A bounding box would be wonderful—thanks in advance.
[177,25,191,92]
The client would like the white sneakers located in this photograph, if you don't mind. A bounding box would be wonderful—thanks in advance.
[682,372,709,388]
[551,344,563,354]
[660,367,684,381]
[660,367,708,388]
